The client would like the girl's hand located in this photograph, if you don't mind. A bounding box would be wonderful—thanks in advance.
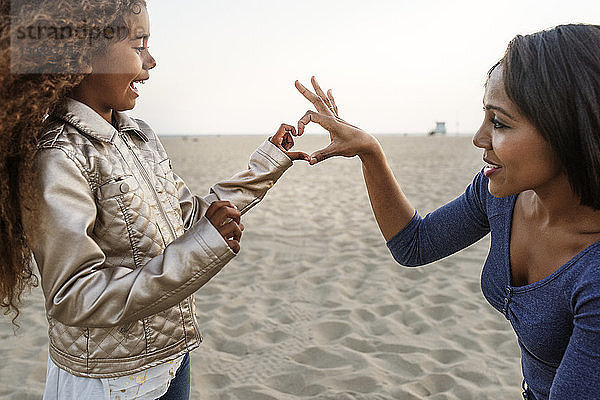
[205,201,244,254]
[269,123,311,162]
[295,76,378,165]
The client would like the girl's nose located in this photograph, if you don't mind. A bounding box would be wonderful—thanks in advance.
[473,123,492,149]
[143,49,156,70]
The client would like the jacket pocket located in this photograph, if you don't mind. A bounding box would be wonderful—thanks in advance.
[98,175,140,199]
[145,306,186,353]
[87,322,147,359]
[93,175,143,266]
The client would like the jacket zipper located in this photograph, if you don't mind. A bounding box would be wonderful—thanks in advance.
[119,132,177,241]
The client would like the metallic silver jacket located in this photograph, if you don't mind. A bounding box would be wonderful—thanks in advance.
[22,98,292,378]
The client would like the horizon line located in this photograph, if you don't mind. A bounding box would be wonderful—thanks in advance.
[157,132,476,137]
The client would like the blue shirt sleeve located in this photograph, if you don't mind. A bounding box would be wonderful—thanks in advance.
[549,261,600,398]
[386,171,491,267]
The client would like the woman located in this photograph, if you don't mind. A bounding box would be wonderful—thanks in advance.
[296,24,600,399]
[0,1,307,398]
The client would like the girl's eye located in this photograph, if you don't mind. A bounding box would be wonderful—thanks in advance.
[134,47,146,54]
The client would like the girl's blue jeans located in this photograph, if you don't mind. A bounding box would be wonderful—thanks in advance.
[158,353,190,400]
[522,380,536,400]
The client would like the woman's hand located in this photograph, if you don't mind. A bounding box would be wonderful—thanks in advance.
[205,201,244,254]
[269,123,311,162]
[295,76,379,165]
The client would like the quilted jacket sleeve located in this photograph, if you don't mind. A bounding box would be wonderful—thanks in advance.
[177,139,293,230]
[23,146,237,328]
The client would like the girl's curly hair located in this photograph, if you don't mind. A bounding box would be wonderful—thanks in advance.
[0,0,146,327]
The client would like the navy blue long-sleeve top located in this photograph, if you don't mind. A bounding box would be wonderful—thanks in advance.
[387,171,600,399]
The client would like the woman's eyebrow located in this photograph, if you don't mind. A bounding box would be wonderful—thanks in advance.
[484,104,517,121]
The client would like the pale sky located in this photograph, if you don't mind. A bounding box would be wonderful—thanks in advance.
[132,0,600,135]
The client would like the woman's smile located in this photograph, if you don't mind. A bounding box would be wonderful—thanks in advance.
[483,157,502,178]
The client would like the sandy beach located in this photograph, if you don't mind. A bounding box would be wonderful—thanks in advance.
[0,135,523,399]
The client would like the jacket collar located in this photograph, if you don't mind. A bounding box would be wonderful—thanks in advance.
[51,98,148,142]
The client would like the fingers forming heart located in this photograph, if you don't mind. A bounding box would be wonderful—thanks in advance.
[271,123,311,162]
[295,77,375,165]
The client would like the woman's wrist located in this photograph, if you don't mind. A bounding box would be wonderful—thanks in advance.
[357,134,383,163]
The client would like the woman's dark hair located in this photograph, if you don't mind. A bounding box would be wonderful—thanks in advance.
[491,24,600,209]
[0,0,146,328]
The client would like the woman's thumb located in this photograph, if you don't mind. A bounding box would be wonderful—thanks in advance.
[311,112,337,130]
[299,111,334,131]
[310,143,337,165]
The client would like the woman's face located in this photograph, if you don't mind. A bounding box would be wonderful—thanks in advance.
[472,65,564,198]
[73,6,156,118]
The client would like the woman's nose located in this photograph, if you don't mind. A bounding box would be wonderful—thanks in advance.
[473,123,492,149]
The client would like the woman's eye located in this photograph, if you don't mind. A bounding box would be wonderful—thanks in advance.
[491,117,507,129]
[134,47,146,54]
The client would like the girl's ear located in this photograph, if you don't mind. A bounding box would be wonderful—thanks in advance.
[79,56,93,74]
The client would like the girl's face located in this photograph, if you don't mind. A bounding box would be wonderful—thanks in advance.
[72,6,156,121]
[472,66,564,198]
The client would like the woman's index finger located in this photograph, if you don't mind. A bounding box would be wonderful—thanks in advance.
[295,80,320,105]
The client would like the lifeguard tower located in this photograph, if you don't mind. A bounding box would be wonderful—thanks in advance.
[428,121,447,135]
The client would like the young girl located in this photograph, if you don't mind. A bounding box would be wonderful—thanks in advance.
[1,1,308,399]
[296,24,600,399]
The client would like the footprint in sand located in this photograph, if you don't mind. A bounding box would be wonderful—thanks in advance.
[312,321,352,343]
